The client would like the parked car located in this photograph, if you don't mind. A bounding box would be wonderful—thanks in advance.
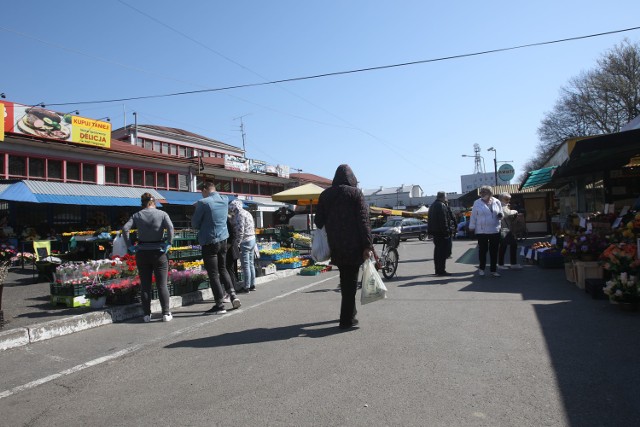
[372,217,428,242]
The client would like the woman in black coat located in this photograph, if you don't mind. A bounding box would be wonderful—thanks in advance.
[315,164,373,329]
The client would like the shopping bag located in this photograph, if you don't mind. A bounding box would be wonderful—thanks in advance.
[360,258,387,305]
[253,244,261,259]
[111,232,128,257]
[311,227,331,262]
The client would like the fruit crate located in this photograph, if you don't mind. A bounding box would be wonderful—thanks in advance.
[276,261,302,270]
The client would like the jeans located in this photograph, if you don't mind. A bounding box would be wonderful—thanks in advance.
[337,264,359,326]
[136,250,170,316]
[477,233,500,272]
[433,235,451,274]
[202,240,235,307]
[499,231,518,265]
[239,237,256,289]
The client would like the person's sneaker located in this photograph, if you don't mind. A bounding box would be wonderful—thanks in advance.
[511,264,523,270]
[437,272,452,277]
[143,314,152,323]
[222,294,231,303]
[163,313,173,322]
[491,272,501,277]
[236,288,249,294]
[206,305,227,315]
[232,298,241,310]
[249,286,256,291]
[498,265,509,270]
[478,269,485,276]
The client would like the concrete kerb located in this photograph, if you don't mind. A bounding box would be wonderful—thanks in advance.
[0,267,304,352]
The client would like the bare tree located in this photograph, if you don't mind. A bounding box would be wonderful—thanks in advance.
[521,40,640,180]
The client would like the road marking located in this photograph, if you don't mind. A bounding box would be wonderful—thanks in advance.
[0,275,337,400]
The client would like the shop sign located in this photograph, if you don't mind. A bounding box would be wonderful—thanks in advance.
[0,101,111,148]
[498,163,515,182]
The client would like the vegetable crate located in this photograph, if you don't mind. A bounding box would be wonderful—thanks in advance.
[276,261,302,270]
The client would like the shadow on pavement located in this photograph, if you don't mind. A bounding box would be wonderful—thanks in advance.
[165,320,342,349]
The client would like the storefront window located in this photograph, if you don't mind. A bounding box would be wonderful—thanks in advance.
[67,162,81,181]
[0,154,4,178]
[168,174,178,189]
[83,164,96,183]
[133,170,144,186]
[105,166,117,184]
[170,144,177,156]
[29,158,45,178]
[215,179,231,193]
[48,159,62,180]
[145,171,155,187]
[242,182,251,194]
[157,172,167,188]
[144,140,153,150]
[153,141,161,152]
[179,146,186,157]
[119,168,131,185]
[161,142,169,154]
[8,155,26,177]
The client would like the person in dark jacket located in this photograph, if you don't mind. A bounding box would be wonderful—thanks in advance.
[428,191,453,276]
[225,215,241,292]
[314,164,373,329]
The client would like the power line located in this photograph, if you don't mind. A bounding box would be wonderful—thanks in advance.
[43,25,640,107]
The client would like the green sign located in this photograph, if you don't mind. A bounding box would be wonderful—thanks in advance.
[498,164,515,182]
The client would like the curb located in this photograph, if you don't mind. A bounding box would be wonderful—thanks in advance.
[0,267,305,352]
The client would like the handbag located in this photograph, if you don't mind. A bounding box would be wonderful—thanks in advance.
[311,227,331,262]
[361,258,387,305]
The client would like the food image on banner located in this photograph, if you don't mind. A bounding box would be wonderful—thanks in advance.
[15,105,71,140]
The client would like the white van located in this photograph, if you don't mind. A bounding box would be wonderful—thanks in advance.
[288,214,316,232]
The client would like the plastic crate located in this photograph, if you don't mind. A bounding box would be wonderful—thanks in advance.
[276,261,302,270]
[537,252,565,268]
[50,295,90,308]
[50,283,87,297]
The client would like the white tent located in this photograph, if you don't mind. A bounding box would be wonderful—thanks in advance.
[414,205,429,214]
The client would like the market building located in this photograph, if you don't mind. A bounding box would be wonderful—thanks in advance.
[0,100,324,240]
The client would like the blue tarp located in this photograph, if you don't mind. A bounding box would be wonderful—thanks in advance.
[156,190,202,205]
[0,181,163,207]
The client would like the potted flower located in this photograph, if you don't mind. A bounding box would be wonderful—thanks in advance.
[603,273,640,310]
[85,282,108,308]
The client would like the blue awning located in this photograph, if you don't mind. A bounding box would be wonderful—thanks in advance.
[156,190,202,205]
[520,166,557,190]
[0,181,164,207]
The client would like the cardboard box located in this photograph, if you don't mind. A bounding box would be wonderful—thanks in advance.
[574,261,603,290]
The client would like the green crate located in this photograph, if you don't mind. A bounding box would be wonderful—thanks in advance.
[50,283,87,297]
[50,295,90,308]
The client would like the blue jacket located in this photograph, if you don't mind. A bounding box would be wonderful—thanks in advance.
[191,193,229,246]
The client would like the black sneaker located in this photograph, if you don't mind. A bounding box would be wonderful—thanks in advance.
[205,305,227,315]
[249,286,256,291]
[339,318,359,329]
[437,272,452,277]
[236,288,249,294]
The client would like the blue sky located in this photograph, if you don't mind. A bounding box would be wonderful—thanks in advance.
[2,1,639,195]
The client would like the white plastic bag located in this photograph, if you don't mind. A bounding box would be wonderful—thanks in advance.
[111,232,128,258]
[360,258,387,305]
[311,227,331,262]
[253,244,261,259]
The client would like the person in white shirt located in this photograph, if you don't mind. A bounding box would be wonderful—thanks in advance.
[468,186,503,277]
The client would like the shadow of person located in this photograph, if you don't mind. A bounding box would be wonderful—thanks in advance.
[165,319,342,349]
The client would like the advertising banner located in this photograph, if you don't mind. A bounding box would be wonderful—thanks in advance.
[0,103,4,142]
[0,101,111,148]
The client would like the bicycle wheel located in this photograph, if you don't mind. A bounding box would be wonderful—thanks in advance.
[382,248,399,279]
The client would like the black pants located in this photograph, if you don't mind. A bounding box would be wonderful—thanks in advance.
[226,249,239,292]
[433,235,451,274]
[498,231,518,265]
[202,240,235,308]
[337,264,359,326]
[477,233,500,272]
[136,250,170,316]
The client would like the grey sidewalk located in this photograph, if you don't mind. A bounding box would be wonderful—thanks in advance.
[0,266,301,351]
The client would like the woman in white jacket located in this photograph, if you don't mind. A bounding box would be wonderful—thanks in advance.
[469,186,503,277]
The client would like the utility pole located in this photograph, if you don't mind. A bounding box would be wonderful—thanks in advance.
[234,114,251,156]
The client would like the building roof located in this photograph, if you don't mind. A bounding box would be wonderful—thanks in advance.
[289,173,332,186]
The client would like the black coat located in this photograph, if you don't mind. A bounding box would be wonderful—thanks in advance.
[428,199,452,237]
[314,164,373,266]
[226,217,239,260]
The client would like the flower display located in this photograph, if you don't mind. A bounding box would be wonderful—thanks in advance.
[599,242,639,275]
[0,244,17,262]
[106,277,141,294]
[85,282,108,299]
[603,273,640,303]
[561,232,610,261]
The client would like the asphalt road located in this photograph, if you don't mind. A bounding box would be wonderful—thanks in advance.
[1,238,639,426]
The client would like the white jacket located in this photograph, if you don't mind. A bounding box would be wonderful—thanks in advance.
[469,197,502,234]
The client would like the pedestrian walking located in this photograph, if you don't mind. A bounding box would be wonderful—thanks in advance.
[229,199,257,293]
[192,181,241,314]
[314,164,373,329]
[498,192,522,270]
[226,215,241,292]
[428,191,453,276]
[122,192,174,322]
[468,185,503,277]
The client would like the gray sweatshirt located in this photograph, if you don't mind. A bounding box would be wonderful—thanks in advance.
[122,208,174,251]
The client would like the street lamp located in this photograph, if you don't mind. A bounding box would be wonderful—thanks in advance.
[487,147,498,186]
[461,154,486,174]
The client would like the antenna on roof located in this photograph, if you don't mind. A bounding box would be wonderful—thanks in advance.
[234,114,251,156]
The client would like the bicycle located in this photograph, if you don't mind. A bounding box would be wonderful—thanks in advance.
[375,233,400,279]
